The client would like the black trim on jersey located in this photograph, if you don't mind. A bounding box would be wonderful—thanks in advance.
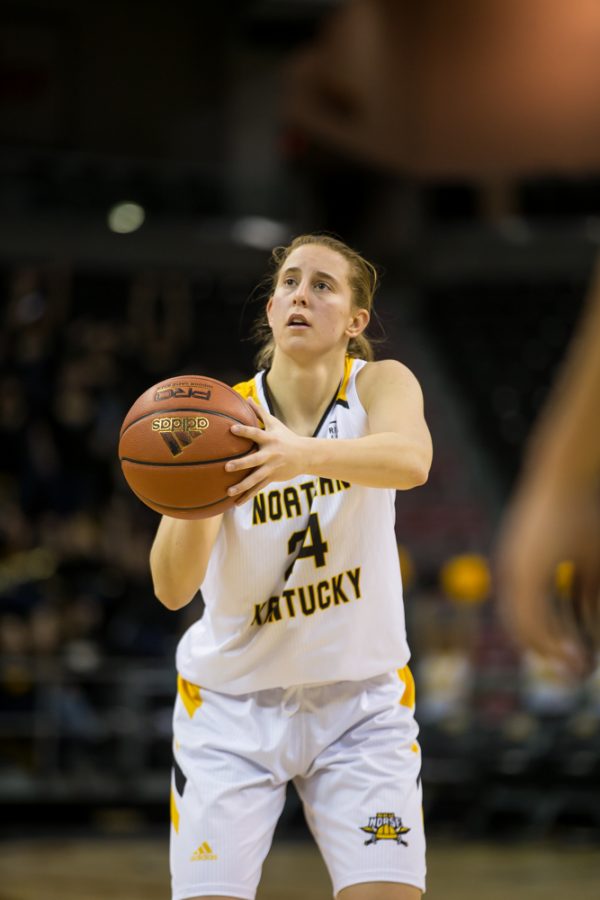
[312,384,342,437]
[172,757,187,796]
[335,398,350,409]
[261,370,276,416]
[262,371,342,439]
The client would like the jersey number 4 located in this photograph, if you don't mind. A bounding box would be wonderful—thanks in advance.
[285,513,329,580]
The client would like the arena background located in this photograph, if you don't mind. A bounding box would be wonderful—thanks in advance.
[1,1,599,897]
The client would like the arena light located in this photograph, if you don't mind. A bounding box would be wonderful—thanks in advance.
[231,216,289,250]
[107,201,145,234]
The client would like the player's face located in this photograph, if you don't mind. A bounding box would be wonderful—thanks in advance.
[267,244,366,358]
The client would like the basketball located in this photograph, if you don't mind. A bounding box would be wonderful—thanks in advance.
[118,375,259,519]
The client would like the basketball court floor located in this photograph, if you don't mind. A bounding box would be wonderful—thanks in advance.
[1,837,599,899]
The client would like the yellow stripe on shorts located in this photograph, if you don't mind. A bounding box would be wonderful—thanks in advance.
[397,666,420,753]
[397,665,416,710]
[177,674,203,718]
[170,787,180,833]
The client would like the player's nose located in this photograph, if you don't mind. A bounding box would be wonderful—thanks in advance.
[292,285,308,305]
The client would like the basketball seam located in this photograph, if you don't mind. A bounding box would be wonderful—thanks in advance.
[120,447,256,467]
[131,486,230,512]
[119,407,254,439]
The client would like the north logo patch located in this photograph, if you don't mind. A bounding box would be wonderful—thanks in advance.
[360,812,410,846]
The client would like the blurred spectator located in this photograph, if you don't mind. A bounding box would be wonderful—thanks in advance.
[414,597,475,724]
[521,652,582,718]
[417,641,474,725]
[0,611,36,771]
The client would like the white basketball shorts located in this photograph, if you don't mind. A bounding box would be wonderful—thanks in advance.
[170,667,426,899]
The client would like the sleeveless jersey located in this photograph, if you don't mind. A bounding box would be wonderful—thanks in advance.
[176,356,410,694]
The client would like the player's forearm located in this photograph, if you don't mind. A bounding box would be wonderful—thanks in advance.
[302,432,432,490]
[535,384,600,487]
[150,515,222,610]
[524,283,600,488]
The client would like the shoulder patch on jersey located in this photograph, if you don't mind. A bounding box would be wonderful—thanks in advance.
[335,355,355,408]
[233,377,259,405]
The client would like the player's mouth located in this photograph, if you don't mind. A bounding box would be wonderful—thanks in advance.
[287,313,310,327]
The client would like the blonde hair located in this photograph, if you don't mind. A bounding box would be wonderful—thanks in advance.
[252,234,379,370]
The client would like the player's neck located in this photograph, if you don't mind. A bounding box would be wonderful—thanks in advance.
[266,351,346,436]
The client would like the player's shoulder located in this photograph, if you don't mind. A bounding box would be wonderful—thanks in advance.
[356,358,422,404]
[233,375,259,404]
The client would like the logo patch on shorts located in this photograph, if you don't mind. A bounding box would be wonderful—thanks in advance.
[360,812,410,846]
[190,841,218,861]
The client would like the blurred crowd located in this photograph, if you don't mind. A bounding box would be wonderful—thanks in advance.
[0,264,228,757]
[1,262,600,831]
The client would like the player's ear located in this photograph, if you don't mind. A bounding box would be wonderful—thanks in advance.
[346,307,370,338]
[266,296,274,328]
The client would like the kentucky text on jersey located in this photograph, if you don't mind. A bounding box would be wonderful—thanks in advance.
[252,567,362,626]
[252,478,351,525]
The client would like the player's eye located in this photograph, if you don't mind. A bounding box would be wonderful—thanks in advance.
[283,277,296,287]
[314,281,330,291]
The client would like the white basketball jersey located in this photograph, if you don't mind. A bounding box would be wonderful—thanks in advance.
[176,356,410,694]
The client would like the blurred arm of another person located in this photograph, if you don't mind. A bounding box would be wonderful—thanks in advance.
[496,258,600,672]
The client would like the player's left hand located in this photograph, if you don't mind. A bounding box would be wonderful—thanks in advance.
[225,397,307,504]
[496,478,600,676]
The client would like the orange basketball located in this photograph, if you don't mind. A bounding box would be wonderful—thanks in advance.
[118,375,259,519]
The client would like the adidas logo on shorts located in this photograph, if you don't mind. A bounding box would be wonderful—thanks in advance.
[190,841,218,861]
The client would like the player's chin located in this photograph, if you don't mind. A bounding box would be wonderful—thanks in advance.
[280,329,313,348]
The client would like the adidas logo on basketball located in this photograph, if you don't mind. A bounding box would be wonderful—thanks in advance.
[152,415,210,456]
[190,842,218,861]
[152,415,209,434]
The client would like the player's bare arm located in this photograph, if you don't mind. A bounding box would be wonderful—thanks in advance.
[150,514,223,610]
[226,360,432,504]
[497,257,600,666]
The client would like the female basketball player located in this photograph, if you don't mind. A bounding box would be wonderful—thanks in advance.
[150,234,433,900]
